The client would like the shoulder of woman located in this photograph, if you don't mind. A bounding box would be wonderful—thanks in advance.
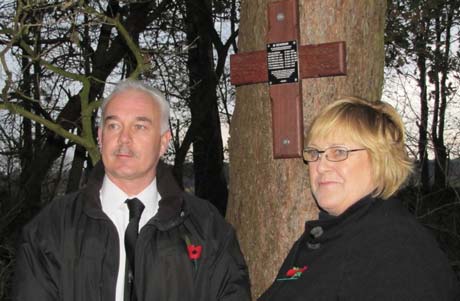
[352,197,446,259]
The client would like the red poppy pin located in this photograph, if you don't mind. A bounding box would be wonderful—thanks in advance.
[277,266,308,281]
[184,234,202,271]
[187,244,202,260]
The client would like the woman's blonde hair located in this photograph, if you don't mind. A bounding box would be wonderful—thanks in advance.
[306,97,412,199]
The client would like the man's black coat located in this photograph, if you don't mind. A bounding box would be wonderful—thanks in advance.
[13,162,251,301]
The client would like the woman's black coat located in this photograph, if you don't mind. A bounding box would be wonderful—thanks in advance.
[259,196,459,301]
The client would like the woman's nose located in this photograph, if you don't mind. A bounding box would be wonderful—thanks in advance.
[316,155,333,173]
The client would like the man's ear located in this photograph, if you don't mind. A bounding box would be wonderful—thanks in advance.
[159,130,172,156]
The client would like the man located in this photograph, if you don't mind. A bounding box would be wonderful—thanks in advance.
[13,80,251,301]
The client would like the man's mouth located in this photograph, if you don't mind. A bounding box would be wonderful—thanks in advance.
[113,147,136,158]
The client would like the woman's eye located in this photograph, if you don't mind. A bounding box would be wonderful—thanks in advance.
[334,148,347,156]
[307,150,318,157]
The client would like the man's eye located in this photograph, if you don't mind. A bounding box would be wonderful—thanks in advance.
[107,123,119,130]
[135,124,146,130]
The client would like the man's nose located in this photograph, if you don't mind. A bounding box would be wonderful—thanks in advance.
[118,127,132,144]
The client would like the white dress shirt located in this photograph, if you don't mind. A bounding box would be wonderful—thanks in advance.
[100,176,160,301]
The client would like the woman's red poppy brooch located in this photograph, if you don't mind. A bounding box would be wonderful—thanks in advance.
[277,266,308,281]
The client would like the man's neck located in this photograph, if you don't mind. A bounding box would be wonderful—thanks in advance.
[107,174,156,196]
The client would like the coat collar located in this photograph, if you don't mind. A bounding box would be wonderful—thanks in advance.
[304,195,376,244]
[284,196,378,269]
[150,161,188,231]
[82,160,187,231]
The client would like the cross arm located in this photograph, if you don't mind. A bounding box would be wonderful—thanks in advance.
[230,41,346,86]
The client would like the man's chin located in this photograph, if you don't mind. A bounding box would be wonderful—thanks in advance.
[106,167,139,180]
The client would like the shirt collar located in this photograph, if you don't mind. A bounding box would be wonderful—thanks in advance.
[100,176,159,220]
[136,179,159,223]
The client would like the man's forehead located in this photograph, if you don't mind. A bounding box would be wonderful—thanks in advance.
[104,95,158,113]
[104,114,154,122]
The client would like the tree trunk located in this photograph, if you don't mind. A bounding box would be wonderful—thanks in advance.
[432,6,454,191]
[66,144,87,193]
[185,0,228,216]
[413,12,431,192]
[227,0,387,297]
[18,53,41,221]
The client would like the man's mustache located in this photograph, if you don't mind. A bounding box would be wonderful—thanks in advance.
[112,147,139,158]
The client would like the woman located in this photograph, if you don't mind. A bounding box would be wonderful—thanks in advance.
[259,97,459,300]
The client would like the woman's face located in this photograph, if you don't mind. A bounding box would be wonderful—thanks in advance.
[307,134,377,216]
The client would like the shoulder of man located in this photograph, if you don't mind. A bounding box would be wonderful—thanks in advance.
[20,191,82,244]
[183,193,232,234]
[182,193,251,300]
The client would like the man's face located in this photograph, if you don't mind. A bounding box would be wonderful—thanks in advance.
[98,89,170,191]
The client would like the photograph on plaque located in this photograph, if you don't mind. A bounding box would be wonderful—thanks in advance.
[266,41,299,85]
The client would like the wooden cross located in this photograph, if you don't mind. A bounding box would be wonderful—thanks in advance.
[230,0,347,159]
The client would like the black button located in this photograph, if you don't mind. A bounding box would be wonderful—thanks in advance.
[307,242,321,250]
[310,226,323,238]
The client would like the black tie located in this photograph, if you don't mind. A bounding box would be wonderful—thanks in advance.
[124,198,144,301]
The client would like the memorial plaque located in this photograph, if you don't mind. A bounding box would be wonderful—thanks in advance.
[267,41,299,85]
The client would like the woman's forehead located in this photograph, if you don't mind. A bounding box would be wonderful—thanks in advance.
[308,131,363,147]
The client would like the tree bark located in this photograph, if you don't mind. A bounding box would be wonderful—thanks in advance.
[432,6,454,191]
[415,15,430,192]
[185,0,228,216]
[227,0,387,297]
[66,144,87,193]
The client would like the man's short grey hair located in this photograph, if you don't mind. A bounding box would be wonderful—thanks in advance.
[99,79,170,133]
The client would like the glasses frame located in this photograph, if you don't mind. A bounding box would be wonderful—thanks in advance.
[302,146,367,162]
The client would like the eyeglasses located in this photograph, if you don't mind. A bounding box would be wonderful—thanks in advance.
[303,146,367,162]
